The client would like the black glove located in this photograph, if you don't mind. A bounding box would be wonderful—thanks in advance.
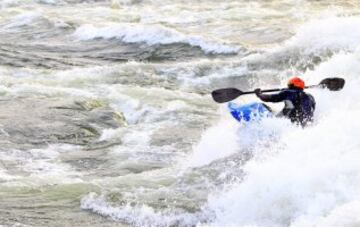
[254,88,262,97]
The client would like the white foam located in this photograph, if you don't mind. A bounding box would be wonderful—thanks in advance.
[122,129,151,146]
[16,83,96,98]
[98,128,122,142]
[186,103,292,168]
[73,23,239,54]
[81,192,203,227]
[105,86,143,124]
[181,64,249,86]
[0,144,83,186]
[0,168,19,181]
[2,11,42,30]
[283,16,360,54]
[208,115,360,226]
[166,100,188,111]
[292,201,360,227]
[185,118,240,168]
[204,50,360,226]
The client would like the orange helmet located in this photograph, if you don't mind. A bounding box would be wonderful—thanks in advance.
[288,77,305,89]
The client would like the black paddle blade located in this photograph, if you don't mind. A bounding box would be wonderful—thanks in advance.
[211,88,242,103]
[320,77,345,91]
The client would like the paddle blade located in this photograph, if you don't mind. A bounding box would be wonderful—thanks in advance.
[211,88,243,103]
[320,77,345,91]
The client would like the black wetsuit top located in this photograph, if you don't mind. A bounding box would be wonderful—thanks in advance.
[257,88,316,126]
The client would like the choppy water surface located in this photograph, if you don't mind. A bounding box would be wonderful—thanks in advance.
[1,0,360,226]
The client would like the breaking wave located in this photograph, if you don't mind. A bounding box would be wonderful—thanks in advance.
[73,24,241,54]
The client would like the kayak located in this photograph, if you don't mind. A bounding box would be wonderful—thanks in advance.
[228,102,272,123]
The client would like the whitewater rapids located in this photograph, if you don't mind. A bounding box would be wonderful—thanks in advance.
[0,0,360,226]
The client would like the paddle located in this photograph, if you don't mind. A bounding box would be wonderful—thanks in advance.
[211,77,345,103]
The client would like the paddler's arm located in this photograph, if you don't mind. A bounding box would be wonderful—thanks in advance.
[255,89,287,102]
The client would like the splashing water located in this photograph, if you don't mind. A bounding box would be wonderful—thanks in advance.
[1,1,360,226]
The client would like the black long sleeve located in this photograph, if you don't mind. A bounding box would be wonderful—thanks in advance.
[257,91,287,103]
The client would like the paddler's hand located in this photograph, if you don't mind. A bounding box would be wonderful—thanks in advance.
[254,88,262,97]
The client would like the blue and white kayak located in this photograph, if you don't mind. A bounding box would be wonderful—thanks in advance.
[228,102,272,123]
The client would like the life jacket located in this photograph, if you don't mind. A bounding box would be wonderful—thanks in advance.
[282,89,316,126]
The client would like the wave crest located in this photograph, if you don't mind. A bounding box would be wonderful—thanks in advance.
[73,23,240,54]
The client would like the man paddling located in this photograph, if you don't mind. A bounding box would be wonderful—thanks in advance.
[255,77,316,127]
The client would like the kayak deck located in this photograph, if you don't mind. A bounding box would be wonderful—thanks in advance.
[228,102,272,123]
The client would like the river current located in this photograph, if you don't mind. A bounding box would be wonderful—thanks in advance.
[1,0,360,226]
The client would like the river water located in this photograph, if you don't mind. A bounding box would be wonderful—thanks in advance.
[1,0,360,226]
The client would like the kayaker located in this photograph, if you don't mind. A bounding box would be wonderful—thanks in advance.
[255,77,316,127]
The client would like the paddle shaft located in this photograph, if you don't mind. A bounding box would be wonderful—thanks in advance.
[211,77,344,103]
[245,85,319,95]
